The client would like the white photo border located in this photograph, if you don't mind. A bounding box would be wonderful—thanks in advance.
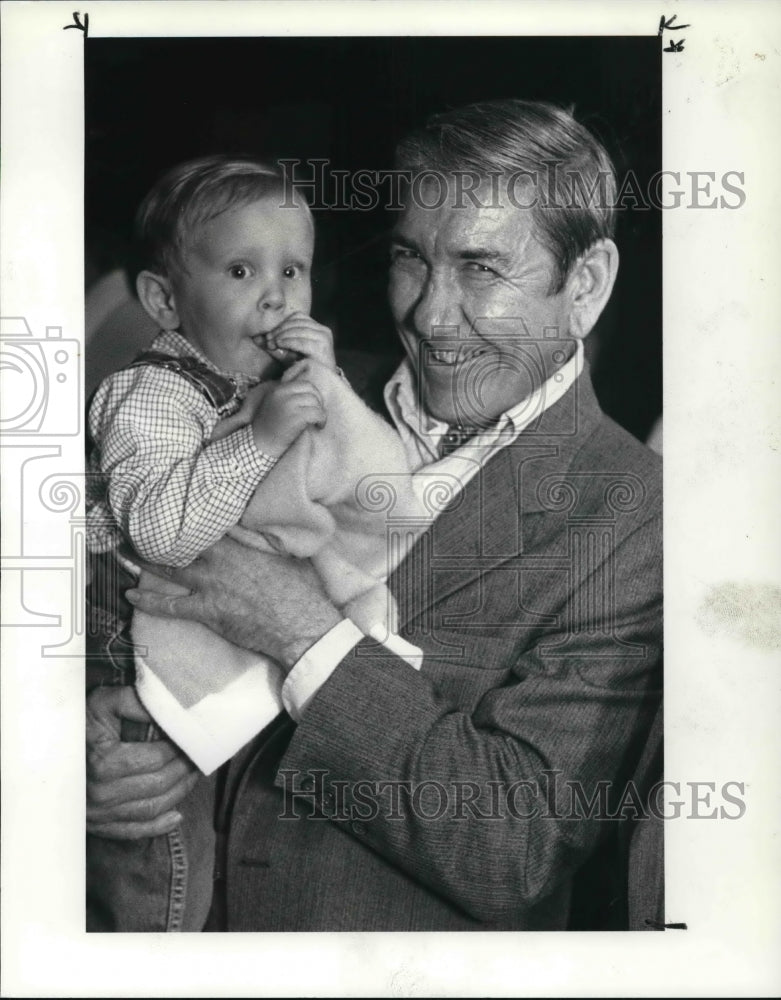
[1,1,780,996]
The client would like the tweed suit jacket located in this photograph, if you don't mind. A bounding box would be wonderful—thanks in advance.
[220,369,663,931]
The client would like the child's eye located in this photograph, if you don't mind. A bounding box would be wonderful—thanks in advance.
[229,264,251,279]
[283,265,301,279]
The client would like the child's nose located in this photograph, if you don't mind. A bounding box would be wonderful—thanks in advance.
[260,280,285,311]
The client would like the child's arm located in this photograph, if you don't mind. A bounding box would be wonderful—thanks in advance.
[90,366,280,566]
[249,375,326,457]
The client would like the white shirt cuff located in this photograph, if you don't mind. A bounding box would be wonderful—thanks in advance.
[281,619,425,722]
[281,619,365,722]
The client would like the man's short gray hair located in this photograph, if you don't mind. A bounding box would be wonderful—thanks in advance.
[395,99,617,293]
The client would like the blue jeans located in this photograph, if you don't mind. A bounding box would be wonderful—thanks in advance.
[86,550,217,932]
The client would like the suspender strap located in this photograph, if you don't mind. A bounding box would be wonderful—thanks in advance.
[128,350,239,411]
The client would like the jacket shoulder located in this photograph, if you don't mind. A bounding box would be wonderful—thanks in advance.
[520,404,664,549]
[574,411,662,508]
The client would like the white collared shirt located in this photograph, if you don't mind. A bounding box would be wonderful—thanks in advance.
[282,340,584,720]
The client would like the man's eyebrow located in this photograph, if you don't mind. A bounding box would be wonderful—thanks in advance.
[388,238,511,267]
[456,247,511,266]
[389,232,420,249]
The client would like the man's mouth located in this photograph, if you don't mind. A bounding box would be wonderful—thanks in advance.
[426,347,491,366]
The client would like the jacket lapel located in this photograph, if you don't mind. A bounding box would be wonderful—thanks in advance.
[389,371,604,629]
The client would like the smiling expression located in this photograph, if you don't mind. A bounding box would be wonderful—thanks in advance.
[168,195,314,379]
[388,178,578,426]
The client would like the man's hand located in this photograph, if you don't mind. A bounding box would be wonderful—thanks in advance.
[87,686,199,840]
[264,312,336,369]
[126,537,343,670]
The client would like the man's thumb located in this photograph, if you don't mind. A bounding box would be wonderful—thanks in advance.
[91,684,151,724]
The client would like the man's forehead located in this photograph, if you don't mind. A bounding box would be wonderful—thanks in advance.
[394,183,537,251]
[404,171,534,205]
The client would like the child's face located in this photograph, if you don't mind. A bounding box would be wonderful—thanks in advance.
[169,195,314,378]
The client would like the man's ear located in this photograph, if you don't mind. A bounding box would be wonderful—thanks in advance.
[136,270,180,331]
[566,239,619,340]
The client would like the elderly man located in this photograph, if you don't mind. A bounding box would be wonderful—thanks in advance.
[87,99,662,931]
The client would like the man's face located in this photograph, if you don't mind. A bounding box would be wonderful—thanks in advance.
[170,196,314,379]
[388,177,577,426]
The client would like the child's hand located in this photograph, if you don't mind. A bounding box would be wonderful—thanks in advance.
[251,378,326,458]
[264,312,336,369]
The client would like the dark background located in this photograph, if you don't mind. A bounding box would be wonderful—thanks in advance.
[86,36,661,441]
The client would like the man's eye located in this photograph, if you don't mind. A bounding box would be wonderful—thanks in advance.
[390,248,422,263]
[464,262,495,276]
[229,264,250,279]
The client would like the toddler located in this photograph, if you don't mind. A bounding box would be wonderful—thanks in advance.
[86,156,421,931]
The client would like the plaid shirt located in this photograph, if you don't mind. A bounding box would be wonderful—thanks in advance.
[86,330,277,567]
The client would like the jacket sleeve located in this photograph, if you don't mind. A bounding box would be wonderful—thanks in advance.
[275,510,662,923]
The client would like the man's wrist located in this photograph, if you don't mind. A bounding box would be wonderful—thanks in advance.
[282,618,364,720]
[277,606,345,673]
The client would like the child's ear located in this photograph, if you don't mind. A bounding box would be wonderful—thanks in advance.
[136,270,180,331]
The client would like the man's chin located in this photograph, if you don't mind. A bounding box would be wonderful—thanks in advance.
[413,377,447,420]
[418,375,489,427]
[420,392,468,427]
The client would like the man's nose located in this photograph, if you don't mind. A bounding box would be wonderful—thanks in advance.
[259,278,286,312]
[412,273,461,336]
